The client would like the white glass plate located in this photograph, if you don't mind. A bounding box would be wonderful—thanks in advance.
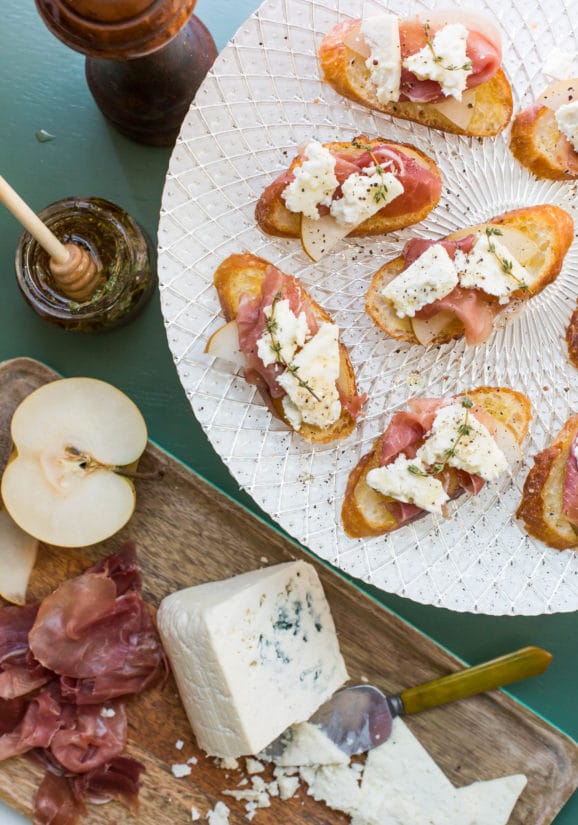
[158,0,578,615]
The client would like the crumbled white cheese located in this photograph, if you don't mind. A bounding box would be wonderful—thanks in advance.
[277,322,342,430]
[282,141,339,219]
[191,806,201,821]
[175,739,184,750]
[272,722,348,767]
[276,774,301,800]
[381,243,459,318]
[299,764,362,816]
[366,454,448,515]
[556,99,578,151]
[330,167,403,225]
[417,402,507,481]
[217,757,239,771]
[207,801,230,825]
[99,707,116,718]
[544,47,577,81]
[256,298,309,368]
[187,756,199,765]
[171,763,193,778]
[360,14,401,103]
[404,23,472,100]
[245,758,265,774]
[456,232,529,304]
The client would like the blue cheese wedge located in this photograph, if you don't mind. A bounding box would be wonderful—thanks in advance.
[381,243,459,319]
[277,322,342,430]
[417,403,507,481]
[157,561,348,758]
[456,232,529,303]
[556,100,578,151]
[360,14,401,104]
[330,167,403,226]
[366,454,448,515]
[282,141,339,219]
[403,23,472,101]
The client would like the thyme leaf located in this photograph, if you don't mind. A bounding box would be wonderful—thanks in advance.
[265,292,321,402]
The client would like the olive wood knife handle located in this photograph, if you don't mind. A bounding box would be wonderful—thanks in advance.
[399,646,552,716]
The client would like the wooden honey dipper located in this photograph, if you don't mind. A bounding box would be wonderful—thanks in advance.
[0,176,103,301]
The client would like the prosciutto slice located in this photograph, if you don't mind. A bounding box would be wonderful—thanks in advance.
[0,686,62,762]
[562,437,578,525]
[50,702,127,774]
[29,546,165,704]
[34,773,79,825]
[403,235,476,267]
[415,285,500,345]
[0,604,50,700]
[72,756,144,813]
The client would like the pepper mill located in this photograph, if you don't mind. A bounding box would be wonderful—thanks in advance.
[34,0,218,147]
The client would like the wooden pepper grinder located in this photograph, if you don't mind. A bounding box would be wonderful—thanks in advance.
[34,0,218,147]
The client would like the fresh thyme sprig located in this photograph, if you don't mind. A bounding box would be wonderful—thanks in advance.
[422,22,473,73]
[264,292,321,402]
[485,227,528,292]
[407,393,474,478]
[351,140,391,204]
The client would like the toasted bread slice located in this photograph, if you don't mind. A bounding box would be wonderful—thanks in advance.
[213,253,360,443]
[365,205,574,346]
[566,306,578,368]
[255,138,441,239]
[318,21,512,137]
[517,416,578,551]
[342,387,531,538]
[510,103,578,181]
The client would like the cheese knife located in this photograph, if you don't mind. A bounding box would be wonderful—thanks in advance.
[266,646,552,758]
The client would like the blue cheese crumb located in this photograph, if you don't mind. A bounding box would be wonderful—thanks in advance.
[366,454,448,515]
[172,763,193,778]
[330,167,404,226]
[282,142,338,219]
[403,24,472,101]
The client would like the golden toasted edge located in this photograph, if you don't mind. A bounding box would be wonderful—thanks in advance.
[516,414,578,551]
[318,25,513,137]
[510,104,578,181]
[254,138,441,239]
[342,386,531,539]
[566,306,578,369]
[365,205,574,345]
[213,252,358,443]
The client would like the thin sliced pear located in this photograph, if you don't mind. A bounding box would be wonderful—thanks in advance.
[1,378,148,548]
[491,418,522,465]
[301,214,354,262]
[492,226,541,269]
[205,320,245,367]
[431,88,477,131]
[538,79,578,112]
[0,508,37,605]
[412,311,455,346]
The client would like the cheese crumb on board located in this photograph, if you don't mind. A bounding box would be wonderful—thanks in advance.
[99,706,116,718]
[175,739,185,750]
[207,801,230,825]
[361,14,401,103]
[381,243,459,318]
[171,763,192,778]
[404,23,472,100]
[191,806,201,821]
[157,561,348,758]
[282,141,339,219]
[245,758,265,774]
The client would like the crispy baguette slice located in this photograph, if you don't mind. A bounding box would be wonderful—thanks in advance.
[213,252,359,444]
[365,205,574,346]
[255,137,441,238]
[318,22,512,137]
[510,104,578,181]
[342,387,531,538]
[517,415,578,551]
[566,306,578,368]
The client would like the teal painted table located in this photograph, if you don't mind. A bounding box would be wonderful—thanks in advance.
[0,2,576,822]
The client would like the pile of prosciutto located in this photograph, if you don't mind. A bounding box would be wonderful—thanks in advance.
[0,545,166,824]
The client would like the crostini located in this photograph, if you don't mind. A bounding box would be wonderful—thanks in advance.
[255,136,441,261]
[510,80,578,180]
[342,387,531,539]
[365,205,573,347]
[517,416,578,551]
[207,253,365,443]
[319,11,512,137]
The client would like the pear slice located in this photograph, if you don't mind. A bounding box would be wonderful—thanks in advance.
[1,378,148,548]
[411,311,456,346]
[205,320,245,368]
[0,508,37,605]
[300,214,353,262]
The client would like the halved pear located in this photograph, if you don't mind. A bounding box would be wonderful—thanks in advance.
[1,378,148,548]
[205,320,245,367]
[0,507,37,605]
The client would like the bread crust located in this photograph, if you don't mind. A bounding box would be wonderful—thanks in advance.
[517,415,578,551]
[255,138,441,238]
[213,252,360,443]
[510,104,578,181]
[365,205,574,346]
[342,387,531,538]
[566,306,578,369]
[318,21,513,137]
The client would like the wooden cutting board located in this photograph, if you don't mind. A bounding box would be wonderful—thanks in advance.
[0,357,576,825]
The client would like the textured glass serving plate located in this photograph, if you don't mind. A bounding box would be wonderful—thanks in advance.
[158,0,578,615]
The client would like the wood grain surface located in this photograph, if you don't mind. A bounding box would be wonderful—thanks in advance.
[0,357,576,825]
